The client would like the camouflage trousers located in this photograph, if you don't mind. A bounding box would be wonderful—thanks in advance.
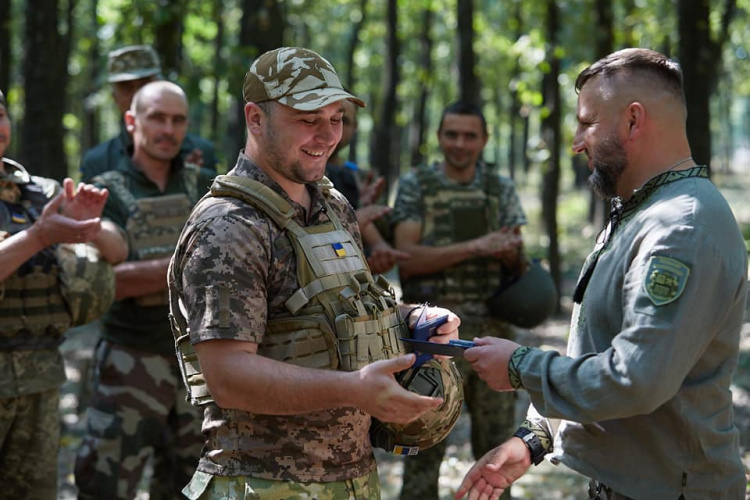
[0,389,60,500]
[74,340,204,500]
[182,468,380,500]
[400,310,516,500]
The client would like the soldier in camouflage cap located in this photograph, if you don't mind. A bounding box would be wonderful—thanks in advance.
[0,89,127,499]
[74,81,211,500]
[392,101,528,500]
[168,47,463,499]
[80,44,218,181]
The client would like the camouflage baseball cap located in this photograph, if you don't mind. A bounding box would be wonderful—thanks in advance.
[107,45,162,83]
[243,47,365,111]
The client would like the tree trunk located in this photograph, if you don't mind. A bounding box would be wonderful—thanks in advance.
[210,0,225,150]
[81,0,100,158]
[457,0,480,106]
[588,0,613,227]
[409,3,433,168]
[678,0,736,172]
[154,0,185,80]
[506,1,523,180]
[369,0,400,190]
[22,0,73,180]
[0,0,10,98]
[540,0,561,311]
[344,0,368,165]
[230,0,285,155]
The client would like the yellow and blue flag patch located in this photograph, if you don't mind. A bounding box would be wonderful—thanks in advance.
[332,242,347,257]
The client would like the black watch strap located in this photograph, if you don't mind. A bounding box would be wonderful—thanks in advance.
[513,427,547,465]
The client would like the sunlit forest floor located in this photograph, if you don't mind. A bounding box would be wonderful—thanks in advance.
[56,160,750,499]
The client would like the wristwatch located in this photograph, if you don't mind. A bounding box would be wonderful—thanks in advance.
[513,427,547,465]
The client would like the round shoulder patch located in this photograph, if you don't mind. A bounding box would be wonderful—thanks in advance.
[643,255,690,306]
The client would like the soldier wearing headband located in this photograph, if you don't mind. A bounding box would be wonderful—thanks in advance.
[80,44,218,181]
[0,90,126,498]
[168,47,464,499]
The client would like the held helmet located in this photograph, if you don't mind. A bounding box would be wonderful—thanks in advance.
[486,259,558,329]
[57,242,116,326]
[370,357,464,456]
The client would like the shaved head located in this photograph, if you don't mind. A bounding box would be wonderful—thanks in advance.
[130,81,188,116]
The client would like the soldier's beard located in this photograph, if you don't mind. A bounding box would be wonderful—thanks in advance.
[588,138,627,199]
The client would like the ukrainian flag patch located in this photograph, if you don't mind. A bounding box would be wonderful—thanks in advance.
[332,242,347,257]
[11,212,26,224]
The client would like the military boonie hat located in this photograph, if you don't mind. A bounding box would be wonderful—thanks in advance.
[107,45,162,83]
[243,47,365,111]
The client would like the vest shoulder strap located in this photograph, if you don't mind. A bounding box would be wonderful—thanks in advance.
[210,174,296,230]
[92,171,138,214]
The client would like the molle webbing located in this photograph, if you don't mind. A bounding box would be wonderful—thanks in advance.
[0,266,69,348]
[211,175,408,370]
[401,165,503,303]
[95,169,196,306]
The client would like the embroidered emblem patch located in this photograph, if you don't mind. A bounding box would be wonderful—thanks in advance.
[11,212,26,224]
[644,256,690,306]
[332,242,347,257]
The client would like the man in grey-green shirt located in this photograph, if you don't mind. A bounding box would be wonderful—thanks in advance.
[456,49,747,500]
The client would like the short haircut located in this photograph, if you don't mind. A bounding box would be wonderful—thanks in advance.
[0,90,6,108]
[575,48,685,105]
[438,101,488,136]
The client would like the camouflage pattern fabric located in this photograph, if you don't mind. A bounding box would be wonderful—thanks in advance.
[393,164,524,499]
[182,469,380,500]
[243,47,365,110]
[393,163,526,304]
[107,45,161,83]
[56,242,115,326]
[74,340,203,500]
[0,389,59,500]
[169,154,376,482]
[400,310,516,500]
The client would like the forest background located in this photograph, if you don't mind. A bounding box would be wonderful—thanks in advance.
[2,0,750,303]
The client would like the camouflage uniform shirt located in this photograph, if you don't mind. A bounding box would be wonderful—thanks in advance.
[171,153,375,482]
[0,158,68,397]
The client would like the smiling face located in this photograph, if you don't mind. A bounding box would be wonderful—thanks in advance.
[126,83,189,166]
[572,79,629,198]
[255,100,344,187]
[437,113,488,175]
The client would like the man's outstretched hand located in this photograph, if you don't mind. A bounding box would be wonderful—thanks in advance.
[455,437,531,500]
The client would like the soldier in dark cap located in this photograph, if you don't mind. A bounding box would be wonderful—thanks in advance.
[80,44,218,181]
[168,47,466,499]
[0,90,127,499]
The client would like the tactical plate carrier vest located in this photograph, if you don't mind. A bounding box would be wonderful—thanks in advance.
[171,175,409,406]
[401,164,504,304]
[0,173,70,349]
[94,165,199,307]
